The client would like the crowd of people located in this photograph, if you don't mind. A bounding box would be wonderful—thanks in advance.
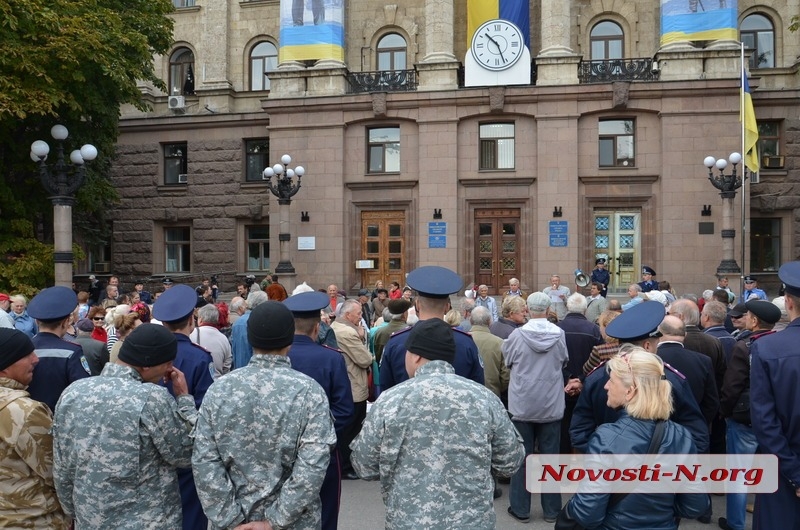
[0,261,798,529]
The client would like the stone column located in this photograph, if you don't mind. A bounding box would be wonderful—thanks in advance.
[417,0,459,90]
[197,1,232,91]
[535,0,580,85]
[53,202,74,287]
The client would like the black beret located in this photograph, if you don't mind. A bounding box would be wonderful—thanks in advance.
[387,299,412,315]
[118,324,177,367]
[745,300,781,325]
[405,319,456,363]
[248,301,295,351]
[0,328,35,371]
[728,302,748,318]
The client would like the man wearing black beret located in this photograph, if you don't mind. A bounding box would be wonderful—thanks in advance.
[193,301,336,529]
[351,319,524,528]
[0,329,70,528]
[52,324,196,528]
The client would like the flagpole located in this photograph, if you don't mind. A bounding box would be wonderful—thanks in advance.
[740,42,747,296]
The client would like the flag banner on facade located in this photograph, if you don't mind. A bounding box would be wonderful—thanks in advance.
[742,70,760,173]
[467,0,530,49]
[660,0,738,45]
[279,0,344,62]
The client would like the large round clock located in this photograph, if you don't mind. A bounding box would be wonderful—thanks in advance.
[470,19,524,71]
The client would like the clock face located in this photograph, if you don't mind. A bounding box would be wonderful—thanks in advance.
[470,19,524,71]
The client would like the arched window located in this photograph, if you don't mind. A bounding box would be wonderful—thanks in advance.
[250,41,278,91]
[741,14,775,69]
[377,33,407,71]
[169,48,195,96]
[590,21,624,61]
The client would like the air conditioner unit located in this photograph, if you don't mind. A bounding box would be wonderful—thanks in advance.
[762,155,785,169]
[750,172,760,184]
[94,262,111,273]
[168,95,186,110]
[178,173,188,183]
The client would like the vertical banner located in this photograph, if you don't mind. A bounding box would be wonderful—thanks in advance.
[660,0,738,45]
[279,0,345,62]
[741,68,759,173]
[467,0,530,48]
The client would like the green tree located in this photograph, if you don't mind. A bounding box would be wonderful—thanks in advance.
[791,15,799,33]
[0,0,174,293]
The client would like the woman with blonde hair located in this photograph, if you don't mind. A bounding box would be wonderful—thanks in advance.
[108,312,142,364]
[559,348,709,529]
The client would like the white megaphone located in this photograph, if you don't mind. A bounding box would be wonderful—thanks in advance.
[574,269,590,288]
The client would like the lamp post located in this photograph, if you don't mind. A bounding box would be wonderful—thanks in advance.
[30,125,98,287]
[263,154,305,277]
[704,152,746,275]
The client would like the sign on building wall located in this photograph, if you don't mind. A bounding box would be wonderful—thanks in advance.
[549,220,568,247]
[279,0,344,62]
[660,0,738,45]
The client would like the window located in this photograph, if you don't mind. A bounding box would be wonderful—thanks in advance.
[599,119,635,167]
[741,14,775,69]
[173,0,195,6]
[751,218,780,272]
[169,48,195,96]
[246,225,270,271]
[367,127,400,173]
[758,121,780,158]
[245,139,269,182]
[377,34,407,71]
[164,143,188,185]
[165,227,191,273]
[250,41,278,91]
[479,123,515,170]
[590,21,624,60]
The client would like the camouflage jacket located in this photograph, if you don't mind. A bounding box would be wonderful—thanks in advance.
[0,378,71,529]
[351,361,525,529]
[192,354,336,530]
[52,363,197,529]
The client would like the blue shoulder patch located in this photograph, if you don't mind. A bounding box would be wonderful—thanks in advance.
[209,362,216,379]
[80,356,91,375]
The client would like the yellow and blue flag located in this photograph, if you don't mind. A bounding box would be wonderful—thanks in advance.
[660,0,738,45]
[279,0,344,63]
[467,0,530,49]
[741,71,759,173]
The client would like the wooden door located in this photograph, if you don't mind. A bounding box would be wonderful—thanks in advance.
[474,208,521,295]
[361,211,405,289]
[592,210,641,293]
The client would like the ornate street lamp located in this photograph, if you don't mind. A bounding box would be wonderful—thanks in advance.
[263,154,305,276]
[704,152,746,275]
[31,125,98,287]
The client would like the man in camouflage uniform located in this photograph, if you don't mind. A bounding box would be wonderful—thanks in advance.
[193,301,336,530]
[0,328,70,529]
[351,319,524,529]
[52,324,197,529]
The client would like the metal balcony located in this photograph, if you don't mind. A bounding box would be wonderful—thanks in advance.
[578,58,660,84]
[347,69,418,94]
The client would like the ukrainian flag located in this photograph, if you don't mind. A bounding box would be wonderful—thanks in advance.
[742,72,759,173]
[467,0,530,49]
[279,0,345,63]
[660,0,738,45]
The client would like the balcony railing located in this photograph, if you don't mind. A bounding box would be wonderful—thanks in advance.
[346,69,418,94]
[578,58,660,84]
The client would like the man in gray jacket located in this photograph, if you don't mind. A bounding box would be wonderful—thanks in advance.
[503,292,568,524]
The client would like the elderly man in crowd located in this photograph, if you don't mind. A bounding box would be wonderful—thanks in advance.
[190,303,232,377]
[351,319,524,529]
[0,329,71,529]
[52,324,196,528]
[193,301,336,530]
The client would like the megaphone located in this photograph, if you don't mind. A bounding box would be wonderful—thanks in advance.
[574,269,590,288]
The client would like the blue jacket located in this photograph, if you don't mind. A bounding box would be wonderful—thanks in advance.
[230,312,252,369]
[288,335,354,439]
[567,415,709,529]
[750,318,800,530]
[556,313,603,381]
[570,361,709,454]
[30,332,91,411]
[11,310,38,338]
[380,323,484,390]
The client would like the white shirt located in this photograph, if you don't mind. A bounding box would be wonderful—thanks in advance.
[191,325,232,377]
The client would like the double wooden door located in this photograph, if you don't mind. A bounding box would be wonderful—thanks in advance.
[592,210,641,293]
[474,208,520,295]
[361,211,405,288]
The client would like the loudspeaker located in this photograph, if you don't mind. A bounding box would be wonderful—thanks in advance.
[574,269,590,288]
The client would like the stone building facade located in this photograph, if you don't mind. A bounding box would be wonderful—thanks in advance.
[98,0,800,298]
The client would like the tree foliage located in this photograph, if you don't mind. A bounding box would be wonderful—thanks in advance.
[791,15,799,33]
[0,0,174,293]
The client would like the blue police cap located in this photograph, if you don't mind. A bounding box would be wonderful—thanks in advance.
[642,266,656,276]
[605,301,666,342]
[152,284,196,323]
[779,261,800,297]
[283,291,330,319]
[27,286,78,321]
[406,266,463,299]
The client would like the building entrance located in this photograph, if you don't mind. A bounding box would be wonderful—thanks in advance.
[474,208,521,295]
[361,210,406,290]
[592,210,641,294]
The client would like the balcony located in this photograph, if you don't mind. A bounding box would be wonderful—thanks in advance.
[346,69,418,94]
[578,58,660,84]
